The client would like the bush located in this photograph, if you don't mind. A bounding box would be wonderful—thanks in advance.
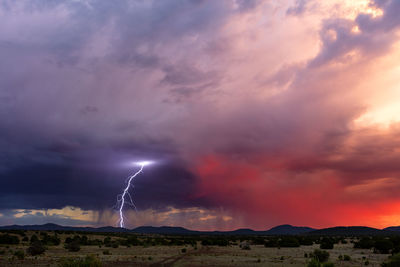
[58,255,102,267]
[102,250,111,255]
[320,238,334,249]
[312,249,330,263]
[0,234,19,244]
[279,236,300,247]
[181,248,187,253]
[374,239,393,254]
[308,258,320,267]
[382,253,400,267]
[343,255,351,261]
[364,260,369,265]
[14,250,25,260]
[65,240,81,252]
[27,241,46,256]
[240,242,251,250]
[30,234,39,243]
[322,263,335,267]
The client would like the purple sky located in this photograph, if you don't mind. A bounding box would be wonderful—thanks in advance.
[1,0,400,230]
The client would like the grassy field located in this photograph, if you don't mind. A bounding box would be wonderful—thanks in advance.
[0,231,394,266]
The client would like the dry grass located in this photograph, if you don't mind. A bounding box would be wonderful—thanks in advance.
[0,233,391,266]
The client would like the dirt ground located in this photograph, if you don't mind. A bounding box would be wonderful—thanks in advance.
[0,238,391,266]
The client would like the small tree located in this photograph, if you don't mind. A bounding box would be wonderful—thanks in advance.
[312,249,330,263]
[27,241,46,256]
[14,250,25,260]
[65,240,81,252]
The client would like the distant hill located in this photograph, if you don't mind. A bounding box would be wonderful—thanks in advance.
[132,226,199,235]
[308,226,392,236]
[265,224,315,235]
[0,223,128,233]
[1,223,399,236]
[0,223,315,235]
[384,226,400,232]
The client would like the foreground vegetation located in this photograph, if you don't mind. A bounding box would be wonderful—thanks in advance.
[0,230,399,266]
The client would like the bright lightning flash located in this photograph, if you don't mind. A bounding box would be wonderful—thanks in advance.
[117,161,153,228]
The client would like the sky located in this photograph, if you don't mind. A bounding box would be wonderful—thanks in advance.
[1,0,400,231]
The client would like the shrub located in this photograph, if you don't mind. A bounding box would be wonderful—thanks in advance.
[27,241,46,256]
[30,234,39,243]
[65,240,81,252]
[364,260,369,265]
[58,255,102,267]
[102,250,111,255]
[14,250,25,260]
[354,237,374,249]
[382,253,400,267]
[240,242,251,250]
[374,239,393,254]
[343,255,351,261]
[312,249,330,263]
[322,263,335,267]
[308,258,321,267]
[181,248,187,253]
[22,236,29,242]
[320,238,334,249]
[0,234,19,244]
[279,236,300,247]
[42,234,61,246]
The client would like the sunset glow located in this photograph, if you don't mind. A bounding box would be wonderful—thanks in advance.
[1,0,400,231]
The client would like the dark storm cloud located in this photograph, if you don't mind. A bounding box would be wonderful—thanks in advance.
[0,0,237,211]
[2,0,400,229]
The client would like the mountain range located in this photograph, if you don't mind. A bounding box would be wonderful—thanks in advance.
[1,223,400,235]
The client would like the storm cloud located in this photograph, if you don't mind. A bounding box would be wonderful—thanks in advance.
[1,0,400,229]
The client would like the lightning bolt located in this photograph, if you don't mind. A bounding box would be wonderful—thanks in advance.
[117,163,145,228]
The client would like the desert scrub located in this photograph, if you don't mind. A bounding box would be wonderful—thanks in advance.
[58,254,102,267]
[27,241,46,256]
[13,250,25,260]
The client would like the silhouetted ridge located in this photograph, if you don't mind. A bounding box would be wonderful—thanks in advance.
[1,223,399,235]
[308,226,391,236]
[265,224,315,235]
[385,226,400,232]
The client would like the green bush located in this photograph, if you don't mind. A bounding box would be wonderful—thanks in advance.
[320,238,334,249]
[14,250,25,260]
[312,249,330,263]
[181,248,187,253]
[64,240,81,252]
[322,263,335,267]
[0,234,19,244]
[27,241,46,256]
[308,258,321,267]
[382,253,400,267]
[279,236,300,247]
[102,250,111,255]
[374,239,393,254]
[343,255,351,261]
[30,234,39,243]
[58,255,102,267]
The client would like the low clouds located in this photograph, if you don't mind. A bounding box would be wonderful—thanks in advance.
[1,0,400,229]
